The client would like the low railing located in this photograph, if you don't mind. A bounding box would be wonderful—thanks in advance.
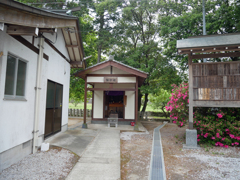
[68,109,170,121]
[68,109,92,117]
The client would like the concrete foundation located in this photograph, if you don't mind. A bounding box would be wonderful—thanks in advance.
[0,140,32,172]
[61,123,68,132]
[91,120,131,125]
[183,129,200,149]
[134,124,139,131]
[82,123,88,129]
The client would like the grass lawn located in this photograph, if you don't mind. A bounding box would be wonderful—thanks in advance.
[145,106,163,112]
[69,102,164,112]
[69,103,92,110]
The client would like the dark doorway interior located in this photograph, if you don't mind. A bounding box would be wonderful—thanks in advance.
[104,91,124,118]
[44,80,63,138]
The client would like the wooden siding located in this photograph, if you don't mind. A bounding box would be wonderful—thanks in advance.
[193,62,240,101]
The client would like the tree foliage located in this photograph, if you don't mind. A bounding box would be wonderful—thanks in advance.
[149,89,171,118]
[112,0,181,112]
[15,0,240,112]
[158,0,240,72]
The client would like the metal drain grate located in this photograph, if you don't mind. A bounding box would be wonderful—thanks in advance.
[149,123,167,180]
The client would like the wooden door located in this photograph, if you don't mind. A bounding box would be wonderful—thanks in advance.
[44,80,63,138]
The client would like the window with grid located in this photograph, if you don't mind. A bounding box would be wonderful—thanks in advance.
[4,54,27,99]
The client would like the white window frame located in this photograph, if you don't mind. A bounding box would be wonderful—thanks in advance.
[4,54,28,101]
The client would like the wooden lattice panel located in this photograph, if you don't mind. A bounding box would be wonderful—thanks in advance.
[193,62,240,101]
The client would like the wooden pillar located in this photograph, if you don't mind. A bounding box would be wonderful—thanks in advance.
[91,86,94,118]
[188,53,193,129]
[135,77,138,124]
[82,78,88,128]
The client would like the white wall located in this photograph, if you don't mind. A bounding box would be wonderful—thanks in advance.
[90,66,110,74]
[94,84,135,89]
[0,29,70,153]
[112,67,130,74]
[38,30,70,136]
[125,91,135,119]
[118,77,136,83]
[0,29,37,153]
[87,77,104,83]
[93,91,103,118]
[113,84,135,89]
[87,77,136,83]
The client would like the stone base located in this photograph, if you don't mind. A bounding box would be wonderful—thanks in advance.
[82,123,88,129]
[183,144,201,149]
[91,120,131,125]
[134,124,139,131]
[184,129,200,149]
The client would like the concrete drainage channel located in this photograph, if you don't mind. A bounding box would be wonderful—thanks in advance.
[149,122,168,180]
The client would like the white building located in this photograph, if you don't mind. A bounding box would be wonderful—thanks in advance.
[0,0,85,171]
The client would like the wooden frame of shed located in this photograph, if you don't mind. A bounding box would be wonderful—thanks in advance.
[177,33,240,129]
[0,0,85,68]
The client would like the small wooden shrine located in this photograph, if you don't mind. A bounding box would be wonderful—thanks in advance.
[177,33,240,129]
[75,57,148,128]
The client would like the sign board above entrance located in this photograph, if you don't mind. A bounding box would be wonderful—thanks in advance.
[104,77,118,83]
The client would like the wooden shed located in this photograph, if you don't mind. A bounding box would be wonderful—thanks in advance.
[177,33,240,129]
[75,57,148,128]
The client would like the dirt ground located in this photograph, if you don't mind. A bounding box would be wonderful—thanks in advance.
[161,123,240,180]
[121,121,240,180]
[68,118,83,127]
[120,121,163,180]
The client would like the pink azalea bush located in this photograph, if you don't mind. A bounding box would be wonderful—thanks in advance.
[166,83,240,148]
[194,108,240,148]
[165,83,189,127]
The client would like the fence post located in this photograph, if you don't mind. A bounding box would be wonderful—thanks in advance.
[79,109,82,117]
[138,111,141,120]
[145,112,148,121]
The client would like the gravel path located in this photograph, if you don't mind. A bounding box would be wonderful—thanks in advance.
[160,123,240,180]
[175,148,240,180]
[0,148,76,180]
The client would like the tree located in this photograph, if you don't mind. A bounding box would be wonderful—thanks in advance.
[16,0,66,9]
[149,89,171,118]
[16,0,98,105]
[112,0,181,112]
[158,0,240,73]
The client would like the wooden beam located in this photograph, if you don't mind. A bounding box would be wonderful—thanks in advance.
[188,53,193,129]
[87,88,136,91]
[44,38,70,63]
[87,74,136,77]
[84,80,87,124]
[192,61,240,65]
[70,61,82,66]
[76,60,148,79]
[39,28,57,34]
[92,85,94,118]
[135,77,138,124]
[179,45,240,54]
[0,51,3,58]
[11,35,49,60]
[193,100,240,107]
[7,25,39,36]
[66,45,79,48]
[192,52,240,59]
[0,4,76,29]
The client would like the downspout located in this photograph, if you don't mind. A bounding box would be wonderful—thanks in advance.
[32,37,44,154]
